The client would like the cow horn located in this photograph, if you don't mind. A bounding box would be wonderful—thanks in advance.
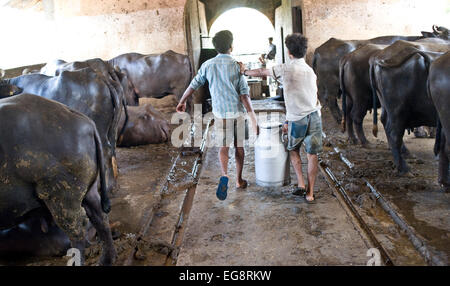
[114,65,122,73]
[432,25,442,34]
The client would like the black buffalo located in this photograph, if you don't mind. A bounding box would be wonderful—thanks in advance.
[40,58,136,110]
[0,68,123,194]
[117,104,170,147]
[429,52,450,191]
[0,93,116,265]
[109,50,193,108]
[370,39,450,174]
[339,43,386,145]
[313,26,449,123]
[313,35,422,122]
[40,50,193,109]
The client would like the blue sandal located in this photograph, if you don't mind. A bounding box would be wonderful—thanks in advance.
[216,176,229,201]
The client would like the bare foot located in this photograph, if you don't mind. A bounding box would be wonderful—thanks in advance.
[305,187,315,202]
[236,179,248,189]
[305,194,315,202]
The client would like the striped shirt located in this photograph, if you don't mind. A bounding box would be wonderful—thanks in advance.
[189,53,250,119]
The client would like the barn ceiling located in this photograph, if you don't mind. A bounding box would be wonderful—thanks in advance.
[199,0,281,30]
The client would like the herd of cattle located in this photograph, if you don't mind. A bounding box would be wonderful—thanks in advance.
[0,51,192,265]
[313,25,450,191]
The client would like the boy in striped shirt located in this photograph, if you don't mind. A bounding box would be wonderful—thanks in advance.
[176,30,259,201]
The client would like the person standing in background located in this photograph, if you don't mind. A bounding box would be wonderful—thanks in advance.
[260,37,276,62]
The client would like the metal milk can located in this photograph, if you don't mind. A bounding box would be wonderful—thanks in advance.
[255,121,290,187]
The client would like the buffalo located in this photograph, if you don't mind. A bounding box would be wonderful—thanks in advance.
[0,93,117,265]
[339,44,386,145]
[370,38,450,174]
[429,52,450,192]
[0,68,124,194]
[313,35,422,122]
[40,50,192,110]
[117,104,170,147]
[109,50,193,108]
[313,25,449,123]
[40,58,136,109]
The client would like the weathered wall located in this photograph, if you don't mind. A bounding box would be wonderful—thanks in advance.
[274,0,293,65]
[1,0,189,69]
[185,0,208,71]
[272,0,450,64]
[2,0,449,70]
[301,0,450,63]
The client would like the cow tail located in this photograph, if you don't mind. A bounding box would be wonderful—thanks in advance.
[415,51,433,74]
[339,58,347,133]
[103,77,121,145]
[93,126,111,214]
[312,52,318,73]
[117,97,129,146]
[434,118,442,157]
[369,59,379,137]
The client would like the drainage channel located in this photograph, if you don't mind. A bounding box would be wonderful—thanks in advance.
[319,158,394,266]
[330,145,446,266]
[319,128,445,266]
[165,118,212,266]
[123,119,212,266]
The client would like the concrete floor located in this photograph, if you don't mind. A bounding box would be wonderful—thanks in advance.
[176,103,371,266]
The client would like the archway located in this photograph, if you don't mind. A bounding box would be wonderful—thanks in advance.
[209,7,275,61]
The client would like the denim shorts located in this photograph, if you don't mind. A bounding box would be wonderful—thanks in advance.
[214,116,249,147]
[287,111,323,154]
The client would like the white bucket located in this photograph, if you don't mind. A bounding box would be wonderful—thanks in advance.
[255,121,290,187]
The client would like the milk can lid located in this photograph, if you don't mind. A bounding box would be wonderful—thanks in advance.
[259,121,282,129]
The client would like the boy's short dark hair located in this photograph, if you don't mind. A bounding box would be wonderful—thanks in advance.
[213,30,233,54]
[268,37,273,42]
[285,33,308,59]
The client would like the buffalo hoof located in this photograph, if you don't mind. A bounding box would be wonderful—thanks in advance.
[99,250,117,266]
[398,170,414,178]
[396,166,411,176]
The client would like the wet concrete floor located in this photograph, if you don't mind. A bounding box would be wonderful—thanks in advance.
[320,104,450,264]
[176,102,372,266]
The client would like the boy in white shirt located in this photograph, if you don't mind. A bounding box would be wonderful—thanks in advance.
[240,33,322,203]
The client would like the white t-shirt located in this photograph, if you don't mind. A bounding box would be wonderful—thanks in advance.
[270,58,321,122]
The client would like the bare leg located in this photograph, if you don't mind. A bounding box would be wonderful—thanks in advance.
[306,154,319,201]
[234,144,246,188]
[219,146,229,177]
[290,150,306,189]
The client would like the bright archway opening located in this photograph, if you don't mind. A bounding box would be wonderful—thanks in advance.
[209,7,276,97]
[209,7,275,64]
